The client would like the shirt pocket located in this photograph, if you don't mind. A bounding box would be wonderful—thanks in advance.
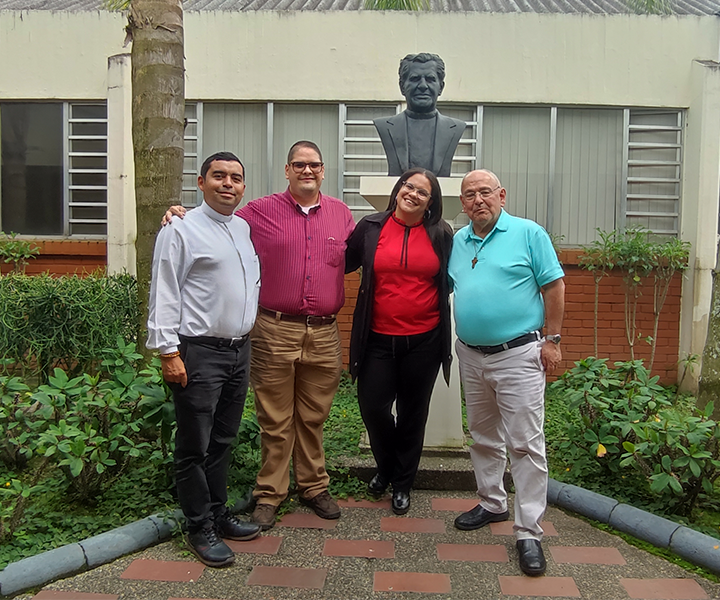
[325,238,346,268]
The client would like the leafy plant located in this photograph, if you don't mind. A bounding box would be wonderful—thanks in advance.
[0,232,39,274]
[549,357,720,518]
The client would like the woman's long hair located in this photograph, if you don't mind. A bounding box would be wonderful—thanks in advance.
[385,167,443,226]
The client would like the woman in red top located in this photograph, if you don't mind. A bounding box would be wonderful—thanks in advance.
[346,168,453,514]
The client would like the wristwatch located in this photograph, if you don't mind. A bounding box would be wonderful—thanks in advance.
[545,334,562,345]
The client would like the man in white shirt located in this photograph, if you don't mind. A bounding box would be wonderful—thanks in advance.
[147,152,262,567]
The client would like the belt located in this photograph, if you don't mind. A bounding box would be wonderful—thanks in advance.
[259,306,336,326]
[179,334,249,348]
[463,331,541,355]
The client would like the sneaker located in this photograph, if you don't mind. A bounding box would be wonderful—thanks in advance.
[251,503,277,531]
[186,527,234,567]
[299,490,341,520]
[216,513,262,541]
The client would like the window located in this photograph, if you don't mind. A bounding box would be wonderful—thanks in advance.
[0,102,107,236]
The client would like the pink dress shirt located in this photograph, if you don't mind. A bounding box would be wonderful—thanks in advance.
[236,189,355,316]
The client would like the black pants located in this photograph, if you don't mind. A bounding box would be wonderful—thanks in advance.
[170,338,250,534]
[357,326,441,493]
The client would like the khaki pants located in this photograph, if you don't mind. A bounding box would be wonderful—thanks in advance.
[250,312,342,505]
[456,338,548,541]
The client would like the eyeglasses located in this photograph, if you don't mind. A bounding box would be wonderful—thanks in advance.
[290,161,324,173]
[402,181,431,201]
[462,185,501,201]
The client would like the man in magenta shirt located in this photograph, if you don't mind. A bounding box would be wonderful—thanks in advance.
[237,141,355,529]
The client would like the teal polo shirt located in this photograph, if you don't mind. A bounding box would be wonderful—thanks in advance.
[449,210,564,347]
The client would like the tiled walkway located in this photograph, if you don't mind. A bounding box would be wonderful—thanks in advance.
[16,491,720,600]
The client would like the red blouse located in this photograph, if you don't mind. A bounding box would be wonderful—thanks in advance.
[371,215,441,336]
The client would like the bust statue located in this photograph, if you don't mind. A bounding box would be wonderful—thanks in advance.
[374,53,466,178]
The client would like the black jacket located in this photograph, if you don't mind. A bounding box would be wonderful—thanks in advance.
[345,210,453,384]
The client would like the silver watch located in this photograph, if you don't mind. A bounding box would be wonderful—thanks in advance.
[545,334,562,345]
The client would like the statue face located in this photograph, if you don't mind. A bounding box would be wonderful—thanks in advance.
[401,62,444,114]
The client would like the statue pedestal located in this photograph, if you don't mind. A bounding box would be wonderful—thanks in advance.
[359,176,465,449]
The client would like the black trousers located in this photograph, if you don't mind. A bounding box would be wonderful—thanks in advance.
[357,326,441,493]
[170,338,250,534]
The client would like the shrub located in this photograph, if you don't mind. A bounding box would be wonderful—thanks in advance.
[548,357,720,518]
[0,272,139,380]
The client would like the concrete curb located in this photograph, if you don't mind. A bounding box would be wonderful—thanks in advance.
[0,510,182,597]
[548,478,720,574]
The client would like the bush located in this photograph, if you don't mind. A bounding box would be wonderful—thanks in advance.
[548,357,720,518]
[0,272,139,380]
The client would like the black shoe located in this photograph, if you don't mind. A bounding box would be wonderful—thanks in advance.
[368,474,388,496]
[454,505,510,531]
[391,491,410,515]
[186,527,234,567]
[517,539,546,576]
[216,513,262,541]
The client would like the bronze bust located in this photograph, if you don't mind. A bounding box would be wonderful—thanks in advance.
[374,53,466,178]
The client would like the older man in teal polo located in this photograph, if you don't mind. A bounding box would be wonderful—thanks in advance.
[448,169,565,577]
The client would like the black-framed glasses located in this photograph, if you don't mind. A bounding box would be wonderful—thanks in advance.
[290,161,324,173]
[402,181,431,201]
[462,185,500,201]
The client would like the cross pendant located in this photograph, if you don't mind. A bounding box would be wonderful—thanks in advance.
[471,257,478,269]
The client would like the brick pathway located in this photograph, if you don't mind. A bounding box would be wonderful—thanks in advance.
[16,491,720,600]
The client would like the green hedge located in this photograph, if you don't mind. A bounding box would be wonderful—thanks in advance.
[0,272,139,379]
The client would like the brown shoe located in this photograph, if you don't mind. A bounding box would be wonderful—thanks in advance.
[300,490,341,520]
[251,503,277,531]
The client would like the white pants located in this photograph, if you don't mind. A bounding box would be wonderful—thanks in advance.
[456,338,548,541]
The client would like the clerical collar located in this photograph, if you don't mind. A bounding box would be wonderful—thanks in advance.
[405,109,438,120]
[199,201,234,223]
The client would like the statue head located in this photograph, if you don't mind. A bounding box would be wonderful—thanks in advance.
[398,53,446,114]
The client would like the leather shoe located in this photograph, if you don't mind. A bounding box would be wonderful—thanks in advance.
[454,504,510,531]
[367,474,388,496]
[216,513,262,541]
[391,490,410,515]
[517,539,546,576]
[186,527,234,567]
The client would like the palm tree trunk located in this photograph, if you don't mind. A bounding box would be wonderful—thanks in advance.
[128,0,184,352]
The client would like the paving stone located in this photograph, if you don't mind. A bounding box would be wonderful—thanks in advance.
[431,498,479,512]
[436,543,509,562]
[499,575,581,597]
[338,497,392,509]
[225,535,283,554]
[490,520,558,536]
[277,512,339,529]
[119,559,205,582]
[620,578,710,599]
[246,566,327,589]
[373,571,452,593]
[380,517,446,533]
[31,593,118,599]
[168,598,225,600]
[323,539,395,558]
[549,545,626,565]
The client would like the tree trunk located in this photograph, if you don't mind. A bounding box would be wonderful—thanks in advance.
[698,238,720,420]
[128,0,184,353]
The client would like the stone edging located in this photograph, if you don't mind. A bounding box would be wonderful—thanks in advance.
[3,482,720,596]
[0,510,182,597]
[548,479,720,574]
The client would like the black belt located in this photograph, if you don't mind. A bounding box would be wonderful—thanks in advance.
[259,306,336,326]
[463,331,541,355]
[179,334,249,348]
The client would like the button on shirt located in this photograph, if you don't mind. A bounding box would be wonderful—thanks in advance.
[147,201,260,355]
[236,190,355,316]
[448,210,564,347]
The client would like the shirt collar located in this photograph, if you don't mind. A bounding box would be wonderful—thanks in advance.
[462,209,508,242]
[199,201,234,223]
[282,188,323,214]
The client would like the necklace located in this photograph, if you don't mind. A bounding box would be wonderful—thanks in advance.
[472,240,481,269]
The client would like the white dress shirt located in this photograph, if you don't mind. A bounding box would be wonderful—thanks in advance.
[147,201,260,355]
